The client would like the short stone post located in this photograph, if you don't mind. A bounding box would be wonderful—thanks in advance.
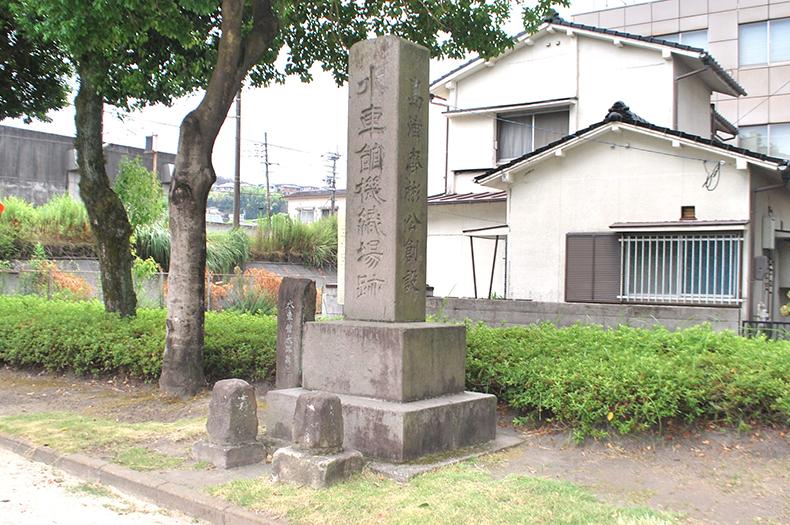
[193,379,266,469]
[276,277,316,388]
[272,392,363,488]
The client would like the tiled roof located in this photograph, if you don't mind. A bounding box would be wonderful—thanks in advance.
[476,101,790,183]
[431,15,745,96]
[427,191,507,204]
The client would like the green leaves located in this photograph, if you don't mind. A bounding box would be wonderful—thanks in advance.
[0,296,276,381]
[0,0,71,121]
[466,322,790,440]
[114,158,167,230]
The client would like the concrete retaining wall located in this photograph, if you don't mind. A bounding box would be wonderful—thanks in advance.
[426,297,741,332]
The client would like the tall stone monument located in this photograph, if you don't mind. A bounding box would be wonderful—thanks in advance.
[266,35,496,462]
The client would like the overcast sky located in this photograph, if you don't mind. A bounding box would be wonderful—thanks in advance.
[2,0,650,191]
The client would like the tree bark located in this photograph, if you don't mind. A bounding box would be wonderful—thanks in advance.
[159,0,277,397]
[159,113,212,397]
[74,65,137,317]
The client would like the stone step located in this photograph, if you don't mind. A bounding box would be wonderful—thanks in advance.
[266,388,496,463]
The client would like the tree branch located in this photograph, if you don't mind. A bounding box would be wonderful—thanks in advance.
[195,0,245,138]
[240,0,279,72]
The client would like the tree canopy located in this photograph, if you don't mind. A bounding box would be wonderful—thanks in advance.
[0,1,70,121]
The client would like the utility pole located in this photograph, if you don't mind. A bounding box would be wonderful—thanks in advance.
[263,132,272,225]
[233,90,241,227]
[323,151,341,216]
[252,135,277,226]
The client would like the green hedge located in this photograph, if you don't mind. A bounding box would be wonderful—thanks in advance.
[467,322,790,439]
[1,296,788,439]
[0,296,275,382]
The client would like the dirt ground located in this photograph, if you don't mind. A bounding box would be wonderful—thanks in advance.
[1,366,787,525]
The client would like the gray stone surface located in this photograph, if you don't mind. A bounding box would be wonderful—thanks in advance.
[425,297,741,331]
[344,36,429,323]
[194,379,265,469]
[292,392,344,453]
[368,428,524,482]
[302,320,466,402]
[266,388,497,462]
[205,379,259,445]
[272,447,363,489]
[192,440,266,470]
[276,278,317,389]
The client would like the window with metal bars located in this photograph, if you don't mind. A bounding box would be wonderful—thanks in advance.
[619,232,743,305]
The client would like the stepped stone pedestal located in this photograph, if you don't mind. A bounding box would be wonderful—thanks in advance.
[266,320,496,462]
[266,35,496,464]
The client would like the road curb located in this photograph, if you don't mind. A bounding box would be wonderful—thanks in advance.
[0,432,285,525]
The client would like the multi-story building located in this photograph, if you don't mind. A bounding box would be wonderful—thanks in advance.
[573,0,790,160]
[424,14,790,325]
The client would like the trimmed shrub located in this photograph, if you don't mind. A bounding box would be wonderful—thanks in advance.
[466,322,790,440]
[0,296,276,382]
[0,295,787,439]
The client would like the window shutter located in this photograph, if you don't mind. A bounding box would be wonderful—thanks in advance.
[565,235,594,302]
[565,233,621,303]
[592,234,621,303]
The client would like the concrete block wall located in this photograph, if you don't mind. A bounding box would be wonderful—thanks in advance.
[426,296,741,331]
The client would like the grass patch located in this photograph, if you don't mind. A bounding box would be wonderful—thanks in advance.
[114,446,186,471]
[0,411,202,456]
[67,482,115,499]
[210,463,676,525]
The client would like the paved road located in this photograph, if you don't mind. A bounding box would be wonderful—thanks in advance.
[0,448,206,525]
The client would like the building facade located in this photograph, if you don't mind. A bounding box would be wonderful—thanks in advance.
[573,0,790,160]
[0,125,175,204]
[418,13,790,324]
[285,189,345,224]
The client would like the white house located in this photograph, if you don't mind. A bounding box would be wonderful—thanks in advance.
[285,189,345,223]
[477,101,788,322]
[425,15,790,323]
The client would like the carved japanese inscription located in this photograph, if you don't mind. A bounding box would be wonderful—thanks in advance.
[344,36,429,322]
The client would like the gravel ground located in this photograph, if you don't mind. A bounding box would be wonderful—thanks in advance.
[0,448,207,525]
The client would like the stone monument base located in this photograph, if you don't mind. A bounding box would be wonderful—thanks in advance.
[193,440,266,469]
[266,388,496,463]
[272,447,364,488]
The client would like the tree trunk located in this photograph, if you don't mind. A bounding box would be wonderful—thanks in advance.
[74,67,137,317]
[159,113,212,397]
[159,0,278,398]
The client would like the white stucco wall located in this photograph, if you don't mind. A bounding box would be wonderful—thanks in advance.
[505,130,752,306]
[427,201,506,298]
[453,34,578,110]
[675,60,714,139]
[446,115,495,173]
[434,30,716,194]
[576,37,675,128]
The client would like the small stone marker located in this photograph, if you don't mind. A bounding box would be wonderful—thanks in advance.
[272,392,363,488]
[193,379,266,469]
[292,391,344,453]
[276,277,317,389]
